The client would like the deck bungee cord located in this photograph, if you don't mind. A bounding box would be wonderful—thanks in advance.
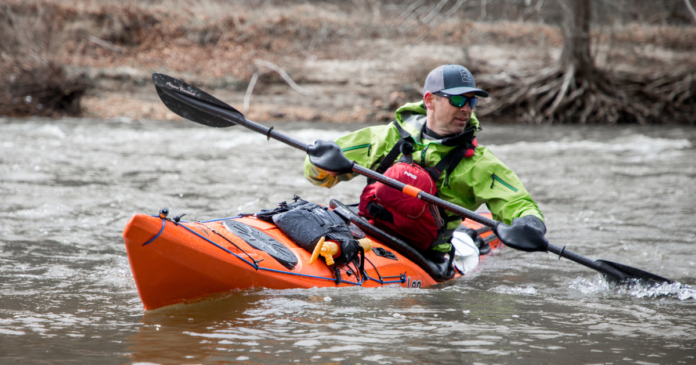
[139,214,406,287]
[141,218,166,246]
[363,256,408,285]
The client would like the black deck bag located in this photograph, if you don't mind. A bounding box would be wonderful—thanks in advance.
[257,198,361,265]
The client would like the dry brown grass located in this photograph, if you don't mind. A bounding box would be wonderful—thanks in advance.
[9,0,691,78]
[604,23,696,51]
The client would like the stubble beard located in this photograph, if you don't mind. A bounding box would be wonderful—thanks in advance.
[450,114,469,134]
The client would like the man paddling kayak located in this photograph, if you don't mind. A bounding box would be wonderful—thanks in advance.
[304,64,547,263]
[148,71,675,288]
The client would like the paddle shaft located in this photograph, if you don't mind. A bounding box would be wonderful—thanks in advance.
[546,244,627,278]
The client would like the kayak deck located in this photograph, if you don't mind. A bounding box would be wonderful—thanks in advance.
[123,213,501,310]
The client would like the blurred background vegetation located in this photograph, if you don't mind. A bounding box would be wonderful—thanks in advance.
[1,0,694,124]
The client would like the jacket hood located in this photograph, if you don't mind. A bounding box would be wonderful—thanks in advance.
[394,101,480,145]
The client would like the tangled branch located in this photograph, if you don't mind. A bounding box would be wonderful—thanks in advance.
[243,59,312,115]
[477,66,696,124]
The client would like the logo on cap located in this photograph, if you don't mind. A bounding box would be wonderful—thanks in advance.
[459,69,472,84]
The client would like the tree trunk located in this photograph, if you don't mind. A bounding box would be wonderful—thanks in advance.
[559,0,594,76]
[476,0,695,125]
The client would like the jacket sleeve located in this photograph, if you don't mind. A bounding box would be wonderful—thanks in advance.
[303,125,398,188]
[448,147,544,225]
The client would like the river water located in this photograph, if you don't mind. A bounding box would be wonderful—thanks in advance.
[1,117,694,364]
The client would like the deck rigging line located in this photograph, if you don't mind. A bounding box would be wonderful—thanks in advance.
[142,216,406,286]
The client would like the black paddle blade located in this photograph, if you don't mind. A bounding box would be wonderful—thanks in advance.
[596,260,673,284]
[152,73,243,128]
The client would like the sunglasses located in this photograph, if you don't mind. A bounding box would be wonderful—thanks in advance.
[433,92,478,109]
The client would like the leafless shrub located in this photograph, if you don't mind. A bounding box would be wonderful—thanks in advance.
[0,61,90,117]
[0,2,90,117]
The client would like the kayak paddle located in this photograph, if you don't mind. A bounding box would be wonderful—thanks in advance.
[152,73,673,285]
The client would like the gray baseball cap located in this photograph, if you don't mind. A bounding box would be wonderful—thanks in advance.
[423,64,489,97]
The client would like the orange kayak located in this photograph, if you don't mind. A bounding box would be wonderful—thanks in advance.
[123,205,501,310]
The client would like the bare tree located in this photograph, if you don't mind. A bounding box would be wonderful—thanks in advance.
[559,0,593,74]
[477,0,695,124]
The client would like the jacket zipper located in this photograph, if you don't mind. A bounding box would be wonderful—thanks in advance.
[342,143,372,156]
[491,173,518,192]
[421,144,430,164]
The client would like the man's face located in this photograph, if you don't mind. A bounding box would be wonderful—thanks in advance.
[425,92,476,136]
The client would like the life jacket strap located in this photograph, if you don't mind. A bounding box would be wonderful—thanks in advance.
[428,211,460,249]
[431,226,456,247]
[375,138,405,175]
[392,119,413,139]
[367,121,415,183]
[366,201,394,224]
[425,139,477,188]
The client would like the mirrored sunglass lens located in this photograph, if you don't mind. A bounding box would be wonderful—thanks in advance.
[450,95,465,107]
[469,98,478,108]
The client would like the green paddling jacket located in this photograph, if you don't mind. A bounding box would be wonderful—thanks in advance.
[304,101,544,252]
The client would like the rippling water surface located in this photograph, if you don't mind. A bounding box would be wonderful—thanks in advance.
[1,117,694,364]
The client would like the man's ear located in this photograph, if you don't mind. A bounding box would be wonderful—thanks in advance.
[423,92,436,110]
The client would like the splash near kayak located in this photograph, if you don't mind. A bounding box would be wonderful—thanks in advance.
[123,200,501,310]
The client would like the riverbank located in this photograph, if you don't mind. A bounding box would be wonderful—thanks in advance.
[2,0,695,123]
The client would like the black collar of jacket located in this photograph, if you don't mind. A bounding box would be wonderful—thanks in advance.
[421,123,477,147]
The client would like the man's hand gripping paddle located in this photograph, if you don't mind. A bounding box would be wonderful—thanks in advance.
[153,73,673,285]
